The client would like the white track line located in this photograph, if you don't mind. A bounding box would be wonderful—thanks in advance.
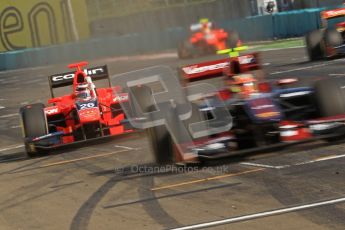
[113,145,139,151]
[171,197,345,230]
[0,113,18,118]
[270,58,345,75]
[1,79,19,84]
[257,45,304,52]
[295,154,345,166]
[240,162,287,169]
[241,153,345,169]
[0,106,5,109]
[329,73,345,76]
[0,145,24,152]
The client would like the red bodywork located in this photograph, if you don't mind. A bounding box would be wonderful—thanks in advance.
[189,28,229,51]
[181,52,260,82]
[37,62,132,148]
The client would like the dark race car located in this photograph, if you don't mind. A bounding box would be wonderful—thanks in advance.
[306,6,345,60]
[123,53,345,164]
[178,18,241,59]
[20,62,133,157]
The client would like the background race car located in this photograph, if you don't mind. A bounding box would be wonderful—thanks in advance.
[306,6,345,60]
[19,62,133,157]
[177,18,241,59]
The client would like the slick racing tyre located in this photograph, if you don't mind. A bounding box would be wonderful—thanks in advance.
[20,103,48,157]
[305,30,325,61]
[324,29,343,47]
[178,41,197,59]
[314,78,345,117]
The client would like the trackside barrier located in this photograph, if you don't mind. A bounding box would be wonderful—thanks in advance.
[218,8,323,41]
[0,27,187,71]
[0,7,338,71]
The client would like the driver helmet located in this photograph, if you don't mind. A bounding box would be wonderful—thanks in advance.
[228,74,257,97]
[75,83,91,101]
[199,18,211,33]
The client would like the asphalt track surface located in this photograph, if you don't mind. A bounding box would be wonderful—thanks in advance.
[0,47,344,230]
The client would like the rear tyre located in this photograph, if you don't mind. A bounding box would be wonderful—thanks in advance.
[305,30,325,61]
[177,41,195,59]
[314,78,345,117]
[147,111,174,165]
[20,103,48,157]
[324,29,343,47]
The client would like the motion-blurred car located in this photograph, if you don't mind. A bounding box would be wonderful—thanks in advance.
[19,62,132,157]
[178,18,241,59]
[137,52,345,164]
[306,6,345,60]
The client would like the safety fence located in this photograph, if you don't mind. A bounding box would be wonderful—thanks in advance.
[0,7,336,71]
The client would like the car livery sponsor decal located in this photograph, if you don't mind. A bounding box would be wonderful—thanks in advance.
[45,107,59,115]
[238,55,255,64]
[256,111,280,118]
[182,62,228,75]
[113,93,128,103]
[246,97,282,121]
[51,67,105,82]
[49,65,109,88]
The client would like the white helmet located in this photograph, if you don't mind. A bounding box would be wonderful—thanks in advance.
[76,84,91,101]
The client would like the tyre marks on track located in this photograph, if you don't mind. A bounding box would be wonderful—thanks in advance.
[70,177,119,230]
[68,145,179,230]
[104,182,240,209]
[137,176,181,229]
[0,169,76,213]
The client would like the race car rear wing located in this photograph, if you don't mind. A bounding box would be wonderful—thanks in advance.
[48,65,110,97]
[180,58,229,82]
[180,53,260,82]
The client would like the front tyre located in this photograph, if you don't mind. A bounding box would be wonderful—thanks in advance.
[147,103,204,165]
[314,78,345,117]
[305,30,325,61]
[20,103,48,157]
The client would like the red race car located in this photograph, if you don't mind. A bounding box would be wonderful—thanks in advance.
[178,18,241,59]
[19,62,133,157]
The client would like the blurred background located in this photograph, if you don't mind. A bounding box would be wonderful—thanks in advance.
[87,0,344,36]
[0,0,344,70]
